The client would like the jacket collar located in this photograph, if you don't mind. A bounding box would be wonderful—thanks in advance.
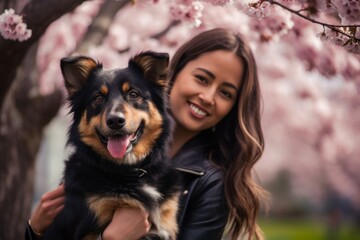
[171,131,215,176]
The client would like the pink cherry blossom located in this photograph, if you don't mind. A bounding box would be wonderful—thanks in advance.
[332,0,360,24]
[169,0,204,27]
[0,8,32,41]
[249,4,294,41]
[241,1,272,19]
[318,28,360,54]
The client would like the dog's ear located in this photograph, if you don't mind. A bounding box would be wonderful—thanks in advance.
[61,56,99,96]
[130,51,169,88]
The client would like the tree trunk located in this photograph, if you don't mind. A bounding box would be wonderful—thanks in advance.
[0,1,87,239]
[0,42,63,240]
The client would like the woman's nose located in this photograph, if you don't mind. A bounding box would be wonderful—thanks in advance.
[198,90,215,105]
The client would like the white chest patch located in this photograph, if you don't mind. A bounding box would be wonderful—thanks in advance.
[142,184,162,200]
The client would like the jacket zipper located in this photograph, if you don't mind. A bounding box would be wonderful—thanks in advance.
[175,167,205,176]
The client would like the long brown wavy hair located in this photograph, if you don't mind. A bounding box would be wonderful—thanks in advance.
[168,28,268,240]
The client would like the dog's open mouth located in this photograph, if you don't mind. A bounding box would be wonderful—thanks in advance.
[97,121,144,159]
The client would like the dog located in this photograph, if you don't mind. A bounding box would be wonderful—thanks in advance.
[43,51,181,240]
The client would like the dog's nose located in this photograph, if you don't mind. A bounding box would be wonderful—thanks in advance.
[106,114,125,130]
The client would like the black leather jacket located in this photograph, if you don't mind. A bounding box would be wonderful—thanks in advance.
[26,133,229,240]
[173,133,229,240]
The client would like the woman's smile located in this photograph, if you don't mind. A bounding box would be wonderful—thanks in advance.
[189,102,209,119]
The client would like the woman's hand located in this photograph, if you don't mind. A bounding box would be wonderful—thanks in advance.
[102,207,151,240]
[29,184,65,234]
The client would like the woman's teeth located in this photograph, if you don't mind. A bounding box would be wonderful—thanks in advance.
[190,104,207,116]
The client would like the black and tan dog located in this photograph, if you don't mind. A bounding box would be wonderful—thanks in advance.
[43,51,181,240]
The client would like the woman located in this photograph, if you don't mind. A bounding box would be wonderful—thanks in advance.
[26,28,268,240]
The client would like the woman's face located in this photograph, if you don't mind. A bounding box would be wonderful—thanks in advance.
[169,50,244,133]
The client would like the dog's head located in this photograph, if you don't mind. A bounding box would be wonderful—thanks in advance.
[61,51,170,165]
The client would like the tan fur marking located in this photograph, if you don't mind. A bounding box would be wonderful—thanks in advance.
[132,54,168,82]
[78,111,112,159]
[122,82,130,92]
[79,59,97,77]
[157,79,168,88]
[123,104,146,131]
[100,85,108,95]
[159,194,180,239]
[133,55,154,75]
[64,58,98,96]
[78,111,90,136]
[87,196,144,227]
[132,102,163,159]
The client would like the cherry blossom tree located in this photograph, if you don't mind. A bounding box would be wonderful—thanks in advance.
[0,0,359,239]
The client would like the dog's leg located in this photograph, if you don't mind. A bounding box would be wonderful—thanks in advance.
[149,193,180,240]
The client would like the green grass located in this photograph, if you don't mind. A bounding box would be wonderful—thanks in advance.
[259,218,360,240]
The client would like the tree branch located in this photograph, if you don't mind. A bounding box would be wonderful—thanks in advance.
[261,0,360,41]
[150,20,181,39]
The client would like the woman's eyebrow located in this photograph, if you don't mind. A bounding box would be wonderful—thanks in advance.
[196,68,238,91]
[223,82,238,91]
[196,68,215,79]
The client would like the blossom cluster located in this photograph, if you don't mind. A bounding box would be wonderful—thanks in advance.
[252,6,294,41]
[241,1,272,19]
[240,0,360,54]
[168,0,232,27]
[169,0,204,27]
[0,9,32,42]
[318,28,360,54]
[330,0,360,24]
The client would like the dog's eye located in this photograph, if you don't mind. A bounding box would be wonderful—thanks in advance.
[93,95,104,105]
[128,90,140,100]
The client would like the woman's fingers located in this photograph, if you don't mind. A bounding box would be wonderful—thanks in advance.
[52,203,64,217]
[41,195,65,212]
[30,185,65,234]
[41,184,65,201]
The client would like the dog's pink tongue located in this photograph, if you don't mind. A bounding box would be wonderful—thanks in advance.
[107,135,130,159]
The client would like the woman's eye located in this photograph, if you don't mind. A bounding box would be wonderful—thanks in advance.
[220,90,232,99]
[195,75,208,83]
[93,95,104,104]
[128,90,140,99]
